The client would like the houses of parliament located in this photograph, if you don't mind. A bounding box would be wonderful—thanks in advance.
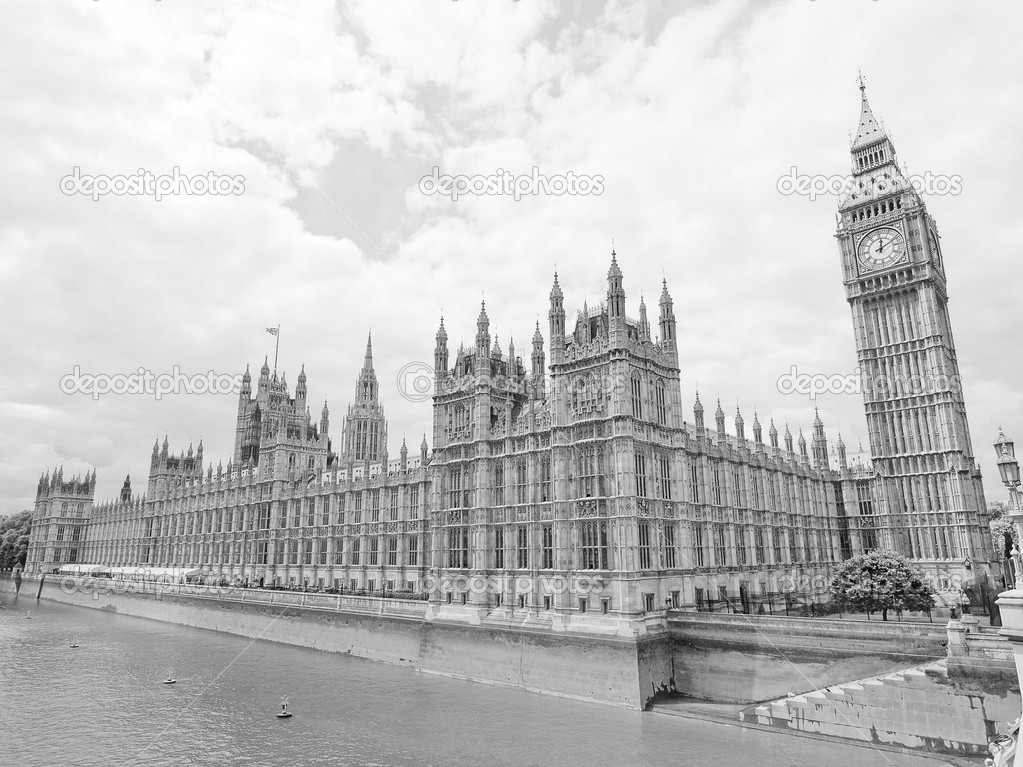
[25,85,998,626]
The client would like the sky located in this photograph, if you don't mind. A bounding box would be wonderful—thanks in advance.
[2,0,1022,516]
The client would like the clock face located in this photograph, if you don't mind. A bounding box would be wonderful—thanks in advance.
[857,227,907,271]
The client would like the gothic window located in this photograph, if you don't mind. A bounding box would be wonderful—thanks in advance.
[515,459,528,504]
[638,522,652,569]
[656,454,671,500]
[736,526,747,566]
[755,527,765,564]
[409,486,419,518]
[688,462,701,504]
[495,462,505,504]
[448,468,462,509]
[732,469,743,508]
[631,375,643,419]
[655,381,667,425]
[580,521,607,570]
[540,454,552,502]
[663,524,676,568]
[389,488,399,520]
[495,527,505,569]
[407,536,419,566]
[448,527,468,569]
[517,526,528,568]
[541,524,554,569]
[694,524,705,567]
[635,453,648,497]
[387,537,398,566]
[351,539,366,568]
[714,523,727,566]
[369,537,379,566]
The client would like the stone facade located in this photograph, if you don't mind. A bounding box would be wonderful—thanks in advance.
[25,85,999,625]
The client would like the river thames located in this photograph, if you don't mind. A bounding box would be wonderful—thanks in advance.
[0,591,978,767]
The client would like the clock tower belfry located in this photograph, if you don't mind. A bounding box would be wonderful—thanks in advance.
[835,78,995,589]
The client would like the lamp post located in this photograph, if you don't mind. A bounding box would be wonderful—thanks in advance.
[991,429,1023,765]
[995,429,1023,589]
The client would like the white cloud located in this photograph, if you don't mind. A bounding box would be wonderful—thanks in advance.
[1,0,1022,514]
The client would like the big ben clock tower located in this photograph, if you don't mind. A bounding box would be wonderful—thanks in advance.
[835,77,995,592]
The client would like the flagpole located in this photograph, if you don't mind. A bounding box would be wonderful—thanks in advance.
[274,325,280,372]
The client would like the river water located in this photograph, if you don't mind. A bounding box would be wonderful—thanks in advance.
[0,590,972,767]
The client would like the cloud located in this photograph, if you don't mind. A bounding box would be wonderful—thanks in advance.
[1,0,1021,515]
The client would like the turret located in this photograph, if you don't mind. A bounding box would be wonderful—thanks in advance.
[400,437,408,471]
[259,356,270,394]
[694,391,705,429]
[320,400,330,439]
[659,279,677,350]
[769,419,779,449]
[715,398,726,437]
[752,412,763,445]
[797,429,808,459]
[607,250,625,324]
[735,407,745,442]
[837,433,848,470]
[531,321,545,379]
[638,296,650,341]
[549,272,566,354]
[435,316,449,375]
[296,364,307,409]
[420,433,429,464]
[475,300,491,359]
[811,408,829,469]
[784,424,793,453]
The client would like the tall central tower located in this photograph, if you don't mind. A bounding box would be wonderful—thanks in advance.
[835,79,994,587]
[340,333,388,465]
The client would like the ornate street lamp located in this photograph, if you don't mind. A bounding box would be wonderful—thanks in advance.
[994,429,1023,589]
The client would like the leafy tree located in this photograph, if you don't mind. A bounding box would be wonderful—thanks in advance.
[828,549,934,621]
[0,511,31,570]
[989,501,1017,560]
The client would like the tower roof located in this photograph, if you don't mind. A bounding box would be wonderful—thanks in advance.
[608,250,622,279]
[363,332,373,371]
[851,76,886,150]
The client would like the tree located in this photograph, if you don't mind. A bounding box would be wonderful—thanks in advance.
[828,549,934,621]
[989,501,1017,560]
[0,511,32,570]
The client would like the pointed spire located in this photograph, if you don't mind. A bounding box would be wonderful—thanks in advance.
[608,248,622,278]
[550,271,563,299]
[363,332,373,371]
[851,72,885,150]
[260,356,270,377]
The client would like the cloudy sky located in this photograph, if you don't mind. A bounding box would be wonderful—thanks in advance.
[2,0,1022,516]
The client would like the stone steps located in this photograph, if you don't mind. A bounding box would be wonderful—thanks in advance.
[748,660,995,756]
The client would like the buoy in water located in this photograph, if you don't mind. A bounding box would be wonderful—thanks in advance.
[277,697,292,718]
[163,679,176,684]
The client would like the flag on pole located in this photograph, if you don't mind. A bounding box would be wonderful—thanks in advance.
[266,327,279,336]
